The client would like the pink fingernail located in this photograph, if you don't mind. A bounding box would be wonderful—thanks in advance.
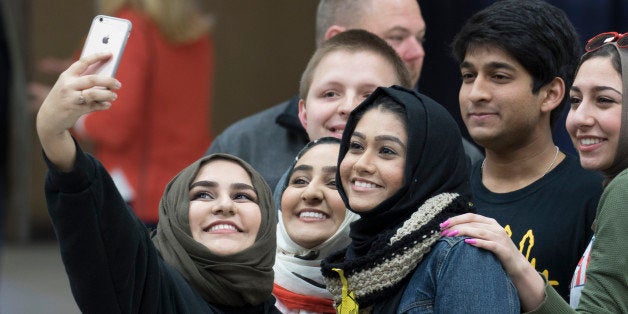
[448,230,459,237]
[439,220,450,229]
[465,238,477,245]
[440,229,449,236]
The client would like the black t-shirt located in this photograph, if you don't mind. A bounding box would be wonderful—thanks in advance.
[471,154,603,301]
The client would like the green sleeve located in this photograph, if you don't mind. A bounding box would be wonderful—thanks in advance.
[576,170,628,313]
[525,274,573,314]
[527,170,628,314]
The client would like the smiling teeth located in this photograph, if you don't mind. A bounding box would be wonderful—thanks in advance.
[208,224,237,232]
[299,211,325,219]
[581,138,602,146]
[354,181,377,188]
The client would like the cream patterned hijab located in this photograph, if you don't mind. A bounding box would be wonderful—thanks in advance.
[275,138,358,298]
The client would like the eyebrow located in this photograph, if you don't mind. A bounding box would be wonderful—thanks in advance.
[460,61,517,72]
[385,26,410,34]
[352,131,407,150]
[189,180,257,193]
[385,25,425,37]
[292,165,312,172]
[292,164,337,174]
[571,85,622,95]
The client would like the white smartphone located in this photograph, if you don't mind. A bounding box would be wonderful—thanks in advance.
[80,15,132,77]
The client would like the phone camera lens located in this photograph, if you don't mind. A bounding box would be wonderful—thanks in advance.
[99,17,103,22]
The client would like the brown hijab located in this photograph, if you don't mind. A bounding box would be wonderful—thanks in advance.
[605,43,628,181]
[151,153,277,306]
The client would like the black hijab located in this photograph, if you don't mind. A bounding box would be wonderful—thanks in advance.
[337,85,471,256]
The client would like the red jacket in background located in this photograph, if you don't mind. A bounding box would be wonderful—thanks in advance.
[78,8,214,223]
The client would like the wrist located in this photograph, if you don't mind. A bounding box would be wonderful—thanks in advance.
[509,256,546,311]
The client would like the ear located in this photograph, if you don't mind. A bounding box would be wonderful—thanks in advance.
[540,77,565,113]
[298,98,308,129]
[324,25,346,41]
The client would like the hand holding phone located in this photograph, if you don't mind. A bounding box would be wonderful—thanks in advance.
[80,15,132,77]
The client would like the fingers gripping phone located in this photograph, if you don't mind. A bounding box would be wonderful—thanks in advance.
[80,15,132,77]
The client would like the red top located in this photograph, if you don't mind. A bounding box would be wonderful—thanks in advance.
[78,8,213,223]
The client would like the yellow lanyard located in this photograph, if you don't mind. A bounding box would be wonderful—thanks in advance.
[332,268,359,314]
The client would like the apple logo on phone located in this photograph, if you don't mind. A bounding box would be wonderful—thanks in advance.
[102,35,110,44]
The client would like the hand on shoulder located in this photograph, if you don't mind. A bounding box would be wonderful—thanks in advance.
[440,213,546,311]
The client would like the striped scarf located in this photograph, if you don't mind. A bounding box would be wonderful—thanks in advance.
[321,193,471,310]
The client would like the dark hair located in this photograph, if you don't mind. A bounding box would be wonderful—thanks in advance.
[295,137,341,161]
[578,44,621,76]
[451,0,581,127]
[353,95,409,131]
[299,29,412,101]
[283,137,341,193]
[578,43,627,183]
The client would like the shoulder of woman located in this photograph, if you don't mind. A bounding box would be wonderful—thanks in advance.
[611,168,628,184]
[600,168,628,202]
[435,236,499,265]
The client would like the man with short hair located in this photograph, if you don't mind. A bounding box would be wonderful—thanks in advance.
[451,0,603,301]
[315,0,425,86]
[207,0,483,190]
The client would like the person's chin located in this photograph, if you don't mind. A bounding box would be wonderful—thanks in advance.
[348,201,377,213]
[347,192,383,212]
[292,233,328,249]
[203,237,251,255]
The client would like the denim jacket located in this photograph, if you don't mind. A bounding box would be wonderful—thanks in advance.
[372,237,520,313]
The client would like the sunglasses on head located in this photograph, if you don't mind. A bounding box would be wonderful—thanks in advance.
[585,32,628,52]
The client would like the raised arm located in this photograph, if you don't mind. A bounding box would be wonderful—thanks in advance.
[38,54,168,312]
[36,52,120,171]
[440,213,546,311]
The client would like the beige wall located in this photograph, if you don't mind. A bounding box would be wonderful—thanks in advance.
[14,1,317,240]
[205,1,318,133]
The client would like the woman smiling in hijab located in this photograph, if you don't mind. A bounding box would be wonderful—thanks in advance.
[273,137,358,313]
[320,85,519,313]
[36,53,278,313]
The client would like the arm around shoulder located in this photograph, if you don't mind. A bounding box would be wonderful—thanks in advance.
[525,277,574,314]
[574,172,628,313]
[441,213,545,311]
[529,171,628,313]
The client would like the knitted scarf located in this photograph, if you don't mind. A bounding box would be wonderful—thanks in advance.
[321,193,471,309]
[321,86,473,311]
